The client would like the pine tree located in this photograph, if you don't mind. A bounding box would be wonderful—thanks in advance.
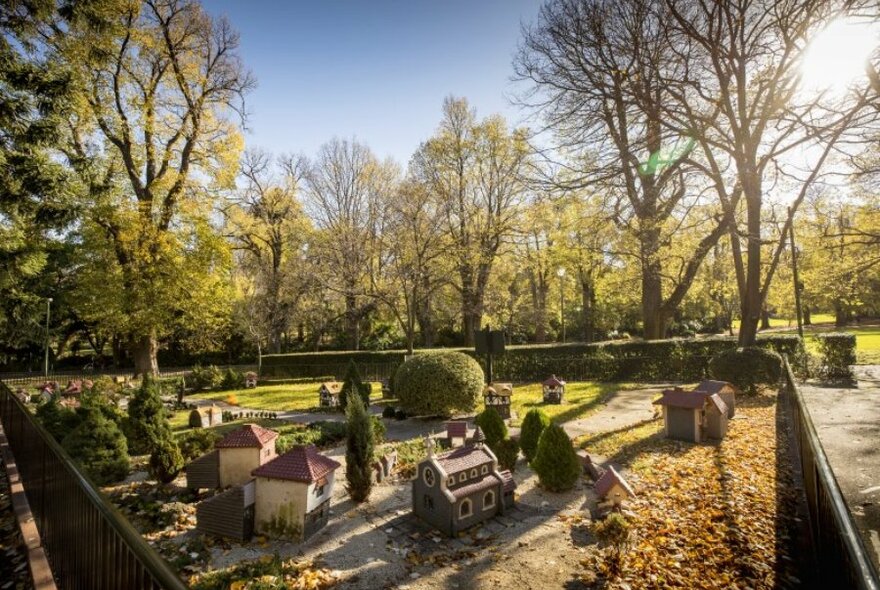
[532,423,581,492]
[127,376,171,455]
[62,407,130,485]
[520,409,551,463]
[474,407,508,449]
[345,394,374,503]
[340,359,370,411]
[149,435,185,484]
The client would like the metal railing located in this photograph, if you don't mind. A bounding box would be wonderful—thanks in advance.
[0,382,187,590]
[783,358,880,589]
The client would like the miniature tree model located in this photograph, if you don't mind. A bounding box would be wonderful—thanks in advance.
[345,394,374,502]
[340,359,371,411]
[475,407,508,449]
[520,408,550,463]
[532,423,581,492]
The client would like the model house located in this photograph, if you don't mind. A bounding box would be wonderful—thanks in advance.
[245,371,259,388]
[594,466,636,508]
[251,445,341,541]
[318,381,343,407]
[653,387,729,443]
[445,421,468,447]
[483,383,513,420]
[542,375,566,404]
[189,405,223,428]
[412,427,516,537]
[196,480,255,541]
[186,423,279,490]
[694,379,737,418]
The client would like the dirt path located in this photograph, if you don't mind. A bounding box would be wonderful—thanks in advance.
[561,387,661,439]
[799,365,880,570]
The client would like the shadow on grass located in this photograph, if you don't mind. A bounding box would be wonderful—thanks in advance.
[516,382,621,427]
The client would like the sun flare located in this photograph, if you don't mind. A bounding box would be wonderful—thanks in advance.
[801,17,879,94]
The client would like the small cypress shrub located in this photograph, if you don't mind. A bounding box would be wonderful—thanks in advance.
[36,395,80,442]
[394,409,407,420]
[220,368,245,390]
[149,436,185,484]
[371,415,387,443]
[62,408,130,485]
[495,438,520,472]
[474,407,508,449]
[709,346,783,394]
[345,394,374,503]
[532,423,581,492]
[340,359,371,411]
[127,376,170,454]
[177,429,220,461]
[519,408,550,463]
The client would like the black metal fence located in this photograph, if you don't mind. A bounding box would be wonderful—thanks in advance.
[0,382,187,590]
[783,358,880,590]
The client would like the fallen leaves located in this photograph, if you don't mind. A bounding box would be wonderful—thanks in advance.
[189,554,338,590]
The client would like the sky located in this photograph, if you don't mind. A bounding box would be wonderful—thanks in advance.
[202,0,544,167]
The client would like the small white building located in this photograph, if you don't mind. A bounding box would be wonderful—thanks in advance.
[189,405,223,428]
[251,445,341,541]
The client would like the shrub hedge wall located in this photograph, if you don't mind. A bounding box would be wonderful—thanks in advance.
[260,334,805,383]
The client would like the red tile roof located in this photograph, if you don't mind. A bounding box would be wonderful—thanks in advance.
[252,445,340,482]
[446,421,468,438]
[595,466,635,499]
[215,424,278,449]
[450,473,501,499]
[542,375,566,387]
[653,388,707,409]
[436,445,494,475]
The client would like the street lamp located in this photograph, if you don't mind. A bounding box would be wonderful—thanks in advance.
[557,267,566,343]
[44,297,53,378]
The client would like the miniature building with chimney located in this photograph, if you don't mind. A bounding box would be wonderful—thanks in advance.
[594,466,635,508]
[186,424,279,490]
[483,383,513,420]
[653,387,729,443]
[445,421,468,447]
[189,405,223,428]
[251,445,341,541]
[542,375,566,404]
[245,371,259,389]
[318,381,343,407]
[412,427,516,537]
[694,380,737,418]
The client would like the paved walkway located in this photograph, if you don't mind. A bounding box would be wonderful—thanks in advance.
[800,365,880,570]
[561,387,661,439]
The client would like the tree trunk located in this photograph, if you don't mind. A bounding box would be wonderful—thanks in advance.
[131,333,158,377]
[345,294,360,350]
[834,301,849,327]
[529,271,548,343]
[641,226,666,340]
[581,277,596,343]
[760,306,771,330]
[738,175,763,347]
[803,306,811,325]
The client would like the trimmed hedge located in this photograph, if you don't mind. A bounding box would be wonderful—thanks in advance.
[260,334,805,383]
[814,333,856,381]
[708,347,783,394]
[393,352,483,417]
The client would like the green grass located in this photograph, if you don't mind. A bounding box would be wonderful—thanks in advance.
[509,381,625,426]
[189,381,381,412]
[734,312,835,330]
[169,413,301,436]
[778,324,880,365]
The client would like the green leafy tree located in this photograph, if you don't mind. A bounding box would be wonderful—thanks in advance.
[61,408,130,485]
[340,359,371,410]
[494,438,520,472]
[345,394,374,503]
[519,409,550,463]
[532,423,581,492]
[474,407,508,449]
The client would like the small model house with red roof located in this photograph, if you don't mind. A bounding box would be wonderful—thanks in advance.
[594,466,636,508]
[483,383,513,419]
[412,427,516,537]
[694,379,737,418]
[653,387,729,443]
[251,445,341,540]
[187,423,279,490]
[542,375,566,404]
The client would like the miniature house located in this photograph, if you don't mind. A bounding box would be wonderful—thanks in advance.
[483,383,513,420]
[694,379,737,418]
[318,381,343,408]
[189,405,223,428]
[186,423,279,490]
[542,375,566,404]
[245,371,259,389]
[196,480,255,541]
[251,445,341,541]
[445,421,468,447]
[594,466,636,508]
[653,388,729,443]
[412,427,516,537]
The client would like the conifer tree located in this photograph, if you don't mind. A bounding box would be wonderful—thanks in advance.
[340,359,370,411]
[532,423,581,492]
[345,394,374,503]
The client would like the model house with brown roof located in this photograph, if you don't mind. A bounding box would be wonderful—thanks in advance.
[653,387,729,443]
[694,379,737,418]
[594,466,636,508]
[412,427,516,537]
[445,421,468,447]
[245,371,259,389]
[542,375,566,404]
[251,445,341,541]
[318,381,343,407]
[186,423,279,490]
[483,383,513,419]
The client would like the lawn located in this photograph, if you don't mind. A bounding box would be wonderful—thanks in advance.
[794,325,880,365]
[508,381,623,426]
[189,381,382,412]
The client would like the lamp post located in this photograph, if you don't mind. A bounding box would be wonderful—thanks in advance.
[44,297,53,378]
[557,267,566,343]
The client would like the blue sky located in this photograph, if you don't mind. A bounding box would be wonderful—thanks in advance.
[202,0,543,167]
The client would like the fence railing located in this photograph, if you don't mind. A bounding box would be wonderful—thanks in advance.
[783,358,880,590]
[0,382,187,590]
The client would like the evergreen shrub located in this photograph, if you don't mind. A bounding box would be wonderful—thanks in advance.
[340,359,371,410]
[520,408,550,463]
[381,405,396,419]
[708,346,783,394]
[149,436,185,484]
[814,332,856,381]
[532,423,581,492]
[494,438,520,472]
[474,407,508,448]
[62,408,130,485]
[127,376,171,454]
[393,351,483,417]
[345,395,374,502]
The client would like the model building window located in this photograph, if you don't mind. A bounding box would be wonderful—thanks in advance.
[483,490,496,510]
[424,495,434,510]
[447,476,455,486]
[481,465,489,475]
[459,498,473,518]
[470,468,478,478]
[423,467,435,487]
[314,484,325,496]
[459,472,466,483]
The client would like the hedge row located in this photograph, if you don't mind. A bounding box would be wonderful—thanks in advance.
[260,334,805,383]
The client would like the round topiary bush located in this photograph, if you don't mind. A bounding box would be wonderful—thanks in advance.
[520,408,550,463]
[708,346,783,394]
[393,352,484,417]
[532,423,581,492]
[475,407,508,448]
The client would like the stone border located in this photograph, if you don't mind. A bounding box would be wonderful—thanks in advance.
[0,424,57,590]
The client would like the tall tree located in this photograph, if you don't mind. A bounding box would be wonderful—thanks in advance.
[63,0,253,373]
[516,0,730,339]
[412,97,530,346]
